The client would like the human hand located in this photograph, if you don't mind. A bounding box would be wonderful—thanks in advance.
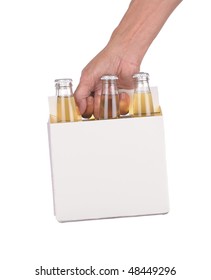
[74,0,182,119]
[74,43,140,119]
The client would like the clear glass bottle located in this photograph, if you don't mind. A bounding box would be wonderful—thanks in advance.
[133,72,154,117]
[99,75,120,120]
[54,79,81,123]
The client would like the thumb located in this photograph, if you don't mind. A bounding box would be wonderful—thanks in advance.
[74,79,93,115]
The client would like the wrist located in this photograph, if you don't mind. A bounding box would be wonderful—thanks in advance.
[107,28,146,67]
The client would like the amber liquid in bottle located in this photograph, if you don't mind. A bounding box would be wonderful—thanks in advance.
[100,94,119,119]
[132,72,154,117]
[56,96,79,122]
[99,75,120,120]
[133,92,154,116]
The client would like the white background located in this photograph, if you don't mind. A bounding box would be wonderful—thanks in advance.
[0,0,210,279]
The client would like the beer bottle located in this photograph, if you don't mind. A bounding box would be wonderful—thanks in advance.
[133,72,154,117]
[99,75,120,120]
[55,79,81,122]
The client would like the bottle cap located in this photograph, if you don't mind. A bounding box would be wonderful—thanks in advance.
[101,75,118,81]
[132,72,149,80]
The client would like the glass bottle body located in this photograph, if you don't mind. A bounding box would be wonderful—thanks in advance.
[133,72,154,117]
[99,75,120,120]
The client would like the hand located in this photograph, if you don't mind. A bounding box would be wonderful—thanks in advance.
[74,44,140,119]
[74,0,182,119]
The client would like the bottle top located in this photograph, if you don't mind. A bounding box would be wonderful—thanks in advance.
[132,72,149,81]
[55,79,72,88]
[101,75,118,81]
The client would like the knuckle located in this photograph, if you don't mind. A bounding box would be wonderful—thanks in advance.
[81,67,90,81]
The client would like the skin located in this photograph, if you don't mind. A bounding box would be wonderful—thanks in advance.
[74,0,182,119]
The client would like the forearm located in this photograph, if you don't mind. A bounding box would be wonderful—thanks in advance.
[108,0,182,65]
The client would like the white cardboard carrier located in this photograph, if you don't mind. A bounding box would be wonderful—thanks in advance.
[48,88,169,222]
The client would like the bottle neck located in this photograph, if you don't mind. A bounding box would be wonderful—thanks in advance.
[55,79,73,97]
[102,80,118,95]
[56,85,73,97]
[134,79,151,94]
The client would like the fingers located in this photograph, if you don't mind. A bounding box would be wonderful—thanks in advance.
[74,85,88,115]
[74,75,131,119]
[74,63,134,118]
[94,90,101,119]
[74,78,93,115]
[82,95,94,119]
[93,92,131,119]
[119,93,130,115]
